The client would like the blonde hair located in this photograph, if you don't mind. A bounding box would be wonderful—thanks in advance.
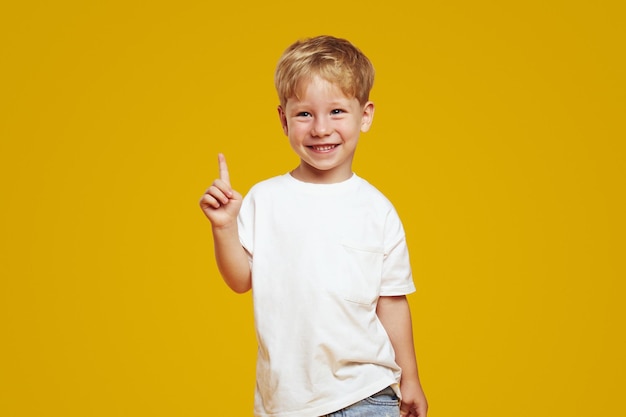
[274,35,375,107]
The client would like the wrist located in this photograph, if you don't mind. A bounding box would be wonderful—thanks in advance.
[212,221,238,233]
[400,374,421,389]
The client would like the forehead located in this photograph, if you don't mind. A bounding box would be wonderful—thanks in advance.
[288,76,356,105]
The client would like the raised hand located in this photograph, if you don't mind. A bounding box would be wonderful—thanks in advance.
[199,153,243,228]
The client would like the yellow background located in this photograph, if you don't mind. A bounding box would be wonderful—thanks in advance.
[1,1,624,416]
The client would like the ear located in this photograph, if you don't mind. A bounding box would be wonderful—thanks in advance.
[360,101,375,133]
[277,105,288,135]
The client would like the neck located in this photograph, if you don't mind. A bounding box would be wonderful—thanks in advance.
[290,165,353,184]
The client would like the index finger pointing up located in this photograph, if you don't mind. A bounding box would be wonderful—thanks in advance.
[218,153,231,186]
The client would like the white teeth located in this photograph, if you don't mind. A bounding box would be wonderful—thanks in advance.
[312,145,336,151]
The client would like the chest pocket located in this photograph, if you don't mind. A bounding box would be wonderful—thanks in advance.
[337,241,384,305]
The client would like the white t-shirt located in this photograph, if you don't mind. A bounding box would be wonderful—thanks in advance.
[238,173,416,417]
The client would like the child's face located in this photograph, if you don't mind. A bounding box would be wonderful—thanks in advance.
[278,76,374,183]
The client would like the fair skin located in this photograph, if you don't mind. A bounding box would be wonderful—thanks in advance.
[377,296,429,417]
[278,75,374,184]
[199,76,427,416]
[199,153,250,293]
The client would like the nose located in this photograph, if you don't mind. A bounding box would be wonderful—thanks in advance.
[311,116,331,137]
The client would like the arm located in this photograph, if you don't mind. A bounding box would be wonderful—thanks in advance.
[199,154,251,293]
[377,295,428,417]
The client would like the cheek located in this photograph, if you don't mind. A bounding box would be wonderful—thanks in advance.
[342,123,362,137]
[289,123,308,137]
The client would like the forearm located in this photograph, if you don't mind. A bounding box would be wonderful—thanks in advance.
[377,295,428,416]
[212,223,251,293]
[376,296,421,385]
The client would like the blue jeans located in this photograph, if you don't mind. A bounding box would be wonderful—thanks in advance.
[322,386,400,417]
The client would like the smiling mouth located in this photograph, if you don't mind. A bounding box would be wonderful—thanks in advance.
[309,144,338,151]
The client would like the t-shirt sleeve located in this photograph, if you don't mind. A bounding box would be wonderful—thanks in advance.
[380,207,416,296]
[237,191,254,262]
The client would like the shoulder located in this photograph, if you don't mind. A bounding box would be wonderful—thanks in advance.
[353,176,407,234]
[245,174,290,197]
[353,175,396,210]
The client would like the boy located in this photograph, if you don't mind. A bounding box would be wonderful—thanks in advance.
[200,35,428,417]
